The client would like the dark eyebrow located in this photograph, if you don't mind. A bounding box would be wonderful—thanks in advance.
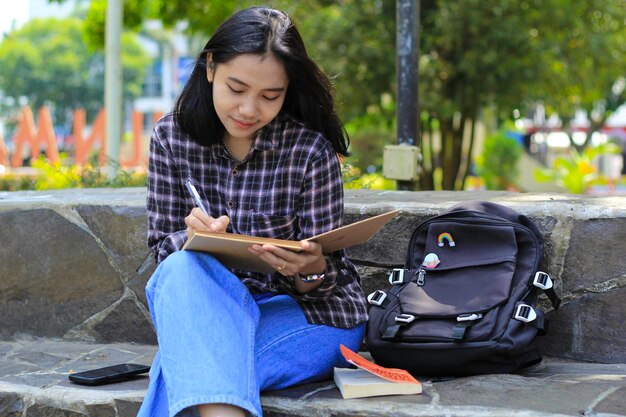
[227,77,286,92]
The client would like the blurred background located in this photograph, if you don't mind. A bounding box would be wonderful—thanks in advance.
[0,0,624,195]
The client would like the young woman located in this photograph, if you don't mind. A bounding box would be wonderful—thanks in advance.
[139,7,367,417]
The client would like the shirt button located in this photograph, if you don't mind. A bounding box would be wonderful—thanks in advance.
[227,200,236,208]
[232,166,239,176]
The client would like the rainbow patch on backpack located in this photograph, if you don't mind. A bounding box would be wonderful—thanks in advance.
[438,232,455,247]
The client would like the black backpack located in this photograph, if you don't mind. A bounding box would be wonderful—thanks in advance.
[365,201,561,377]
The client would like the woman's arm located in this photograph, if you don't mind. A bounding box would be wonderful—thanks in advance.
[146,121,190,263]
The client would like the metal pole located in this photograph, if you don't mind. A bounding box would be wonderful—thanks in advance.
[396,0,420,190]
[105,0,123,178]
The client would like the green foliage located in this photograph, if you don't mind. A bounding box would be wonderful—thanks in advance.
[347,128,388,173]
[82,0,107,49]
[48,0,626,192]
[533,143,620,194]
[150,0,251,36]
[345,97,396,172]
[31,157,81,189]
[419,0,625,123]
[0,155,148,191]
[344,173,396,190]
[417,0,625,189]
[476,129,523,190]
[0,171,38,191]
[0,17,150,125]
[340,162,361,186]
[419,0,550,189]
[74,0,396,121]
[82,0,159,49]
[526,1,626,129]
[298,0,397,121]
[341,162,395,190]
[57,0,626,127]
[76,159,148,188]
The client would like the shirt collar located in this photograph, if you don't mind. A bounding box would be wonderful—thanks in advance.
[213,113,289,159]
[252,112,288,152]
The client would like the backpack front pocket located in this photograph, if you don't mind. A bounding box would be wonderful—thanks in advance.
[400,257,516,316]
[405,221,518,315]
[390,221,519,342]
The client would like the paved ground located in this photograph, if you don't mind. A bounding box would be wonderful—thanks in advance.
[0,338,625,417]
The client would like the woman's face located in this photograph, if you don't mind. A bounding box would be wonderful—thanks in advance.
[209,53,289,143]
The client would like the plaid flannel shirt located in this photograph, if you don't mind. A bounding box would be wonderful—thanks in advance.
[147,112,367,329]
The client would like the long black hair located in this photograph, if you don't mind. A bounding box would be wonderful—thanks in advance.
[173,6,350,156]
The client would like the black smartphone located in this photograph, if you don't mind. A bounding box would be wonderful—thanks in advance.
[68,363,151,386]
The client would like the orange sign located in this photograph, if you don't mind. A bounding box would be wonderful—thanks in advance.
[1,106,159,169]
[10,106,60,167]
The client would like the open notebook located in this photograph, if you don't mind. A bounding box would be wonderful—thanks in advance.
[182,210,399,273]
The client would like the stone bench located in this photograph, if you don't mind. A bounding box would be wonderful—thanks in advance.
[1,188,625,416]
[1,188,625,362]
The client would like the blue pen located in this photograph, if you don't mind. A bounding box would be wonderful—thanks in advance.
[184,180,210,216]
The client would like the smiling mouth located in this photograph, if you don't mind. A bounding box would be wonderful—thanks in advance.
[232,118,256,128]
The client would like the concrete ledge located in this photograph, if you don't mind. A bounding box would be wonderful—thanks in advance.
[0,338,624,417]
[0,339,151,417]
[1,188,626,363]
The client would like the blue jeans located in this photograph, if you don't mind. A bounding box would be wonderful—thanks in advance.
[137,251,365,417]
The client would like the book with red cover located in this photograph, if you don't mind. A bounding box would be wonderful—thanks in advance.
[333,345,421,399]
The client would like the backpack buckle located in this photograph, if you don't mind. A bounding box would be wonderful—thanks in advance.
[395,313,416,323]
[533,271,553,290]
[388,269,406,285]
[514,304,537,323]
[457,313,483,322]
[367,290,387,306]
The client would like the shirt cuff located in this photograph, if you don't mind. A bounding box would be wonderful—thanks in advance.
[156,230,189,263]
[285,255,339,301]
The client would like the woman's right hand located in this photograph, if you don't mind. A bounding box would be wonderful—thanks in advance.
[185,208,230,238]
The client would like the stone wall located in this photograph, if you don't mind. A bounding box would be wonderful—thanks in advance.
[1,188,625,363]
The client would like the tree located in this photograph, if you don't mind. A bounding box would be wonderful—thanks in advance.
[74,0,326,49]
[417,0,548,189]
[55,0,626,190]
[0,17,149,126]
[294,0,397,121]
[60,0,395,118]
[476,128,523,190]
[522,0,626,152]
[417,0,625,190]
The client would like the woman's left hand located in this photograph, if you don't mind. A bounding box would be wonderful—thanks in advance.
[248,240,326,279]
